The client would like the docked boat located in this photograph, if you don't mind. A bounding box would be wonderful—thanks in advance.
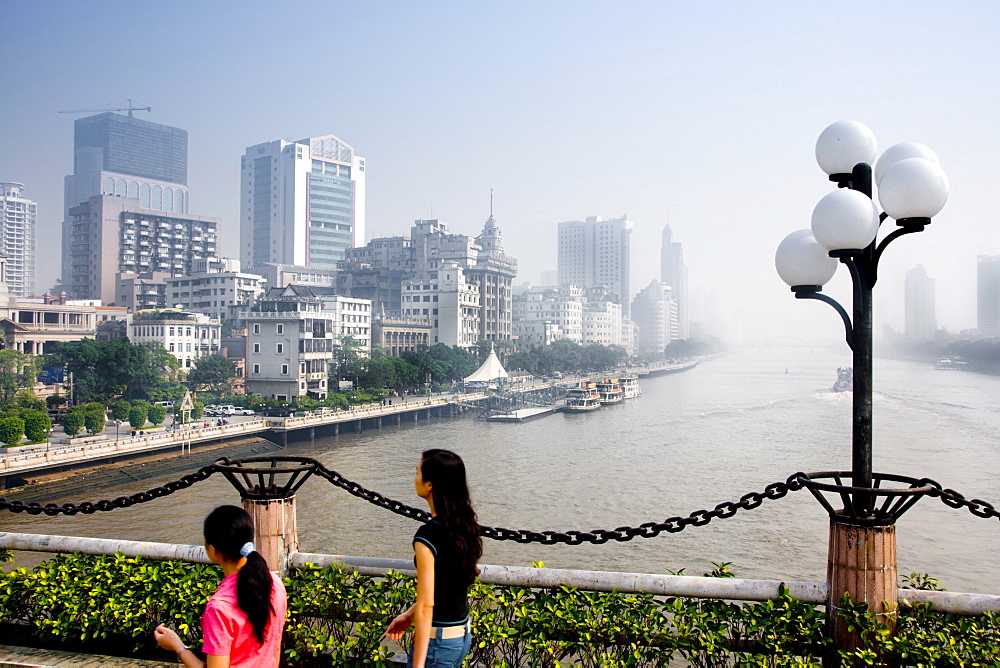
[621,374,641,400]
[833,367,853,393]
[595,378,625,405]
[562,383,602,413]
[935,358,966,370]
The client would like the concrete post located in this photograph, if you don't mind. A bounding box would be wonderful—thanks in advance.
[242,496,298,576]
[827,517,897,661]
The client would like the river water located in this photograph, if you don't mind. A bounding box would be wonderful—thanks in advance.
[4,349,999,594]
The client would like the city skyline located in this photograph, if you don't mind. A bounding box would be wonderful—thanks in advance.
[3,2,999,343]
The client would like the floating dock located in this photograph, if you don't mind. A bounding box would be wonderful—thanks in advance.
[485,407,558,422]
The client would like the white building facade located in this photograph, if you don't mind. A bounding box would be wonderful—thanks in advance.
[240,135,366,271]
[401,261,481,347]
[0,183,36,298]
[129,312,221,370]
[631,280,678,355]
[511,286,584,344]
[166,257,266,321]
[322,295,372,353]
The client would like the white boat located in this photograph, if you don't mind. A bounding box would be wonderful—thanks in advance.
[621,375,641,400]
[595,378,625,405]
[562,383,602,413]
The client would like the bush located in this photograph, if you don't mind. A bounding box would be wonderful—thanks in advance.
[0,416,24,446]
[127,404,148,431]
[192,401,204,420]
[148,404,166,425]
[61,409,84,437]
[111,400,131,421]
[22,410,50,442]
[46,395,67,409]
[14,390,44,411]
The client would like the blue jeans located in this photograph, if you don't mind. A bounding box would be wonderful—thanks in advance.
[406,632,472,667]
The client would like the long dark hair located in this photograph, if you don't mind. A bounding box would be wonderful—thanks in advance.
[204,505,274,646]
[420,449,482,587]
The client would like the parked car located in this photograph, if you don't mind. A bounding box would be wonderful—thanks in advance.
[233,407,256,416]
[262,406,294,417]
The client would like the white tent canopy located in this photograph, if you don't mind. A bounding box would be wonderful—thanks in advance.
[464,344,510,383]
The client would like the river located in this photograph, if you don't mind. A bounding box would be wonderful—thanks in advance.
[3,349,999,594]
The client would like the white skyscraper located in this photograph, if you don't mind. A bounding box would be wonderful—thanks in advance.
[904,264,936,341]
[557,215,632,316]
[240,134,366,271]
[0,182,36,297]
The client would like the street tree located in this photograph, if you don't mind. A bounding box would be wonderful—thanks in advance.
[0,350,39,408]
[187,355,236,394]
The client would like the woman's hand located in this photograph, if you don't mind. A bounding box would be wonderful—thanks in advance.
[384,608,414,641]
[153,623,183,653]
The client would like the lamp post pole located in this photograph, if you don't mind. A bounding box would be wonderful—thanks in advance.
[776,121,949,660]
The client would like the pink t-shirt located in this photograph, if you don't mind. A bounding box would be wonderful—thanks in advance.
[202,572,287,667]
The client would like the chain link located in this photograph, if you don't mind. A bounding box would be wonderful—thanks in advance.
[2,460,997,542]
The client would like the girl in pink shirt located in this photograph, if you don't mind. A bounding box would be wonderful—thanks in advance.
[154,505,287,667]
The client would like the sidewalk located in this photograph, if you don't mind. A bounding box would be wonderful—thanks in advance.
[0,644,174,667]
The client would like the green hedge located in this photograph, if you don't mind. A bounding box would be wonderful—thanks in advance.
[0,553,997,666]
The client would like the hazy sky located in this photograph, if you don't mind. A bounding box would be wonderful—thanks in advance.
[3,1,999,344]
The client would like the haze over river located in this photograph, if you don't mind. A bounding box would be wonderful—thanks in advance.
[5,349,1000,594]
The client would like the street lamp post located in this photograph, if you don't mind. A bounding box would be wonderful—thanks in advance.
[115,419,122,443]
[775,121,949,656]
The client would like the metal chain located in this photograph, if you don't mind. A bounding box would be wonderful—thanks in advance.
[924,479,1000,521]
[0,466,217,516]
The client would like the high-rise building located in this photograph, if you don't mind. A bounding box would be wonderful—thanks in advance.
[660,224,689,339]
[240,135,366,270]
[557,215,632,316]
[0,183,36,297]
[977,255,1000,338]
[64,113,189,219]
[631,280,677,355]
[904,264,936,341]
[66,195,219,303]
[62,112,195,299]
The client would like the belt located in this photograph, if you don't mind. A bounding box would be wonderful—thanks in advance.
[432,622,469,640]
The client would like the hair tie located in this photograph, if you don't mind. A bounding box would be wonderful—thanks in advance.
[239,542,255,557]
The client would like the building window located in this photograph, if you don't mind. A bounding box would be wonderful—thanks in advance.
[252,364,260,374]
[253,343,260,354]
[276,343,284,354]
[281,364,288,375]
[277,324,284,335]
[253,324,260,334]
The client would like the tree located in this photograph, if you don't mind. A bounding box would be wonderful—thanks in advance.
[62,409,84,437]
[84,403,106,435]
[148,403,167,425]
[23,410,50,442]
[112,400,131,421]
[187,355,237,394]
[45,339,184,403]
[0,350,39,408]
[128,404,148,431]
[14,390,45,411]
[0,416,24,446]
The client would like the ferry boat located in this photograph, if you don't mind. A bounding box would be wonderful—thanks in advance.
[562,383,602,413]
[595,378,625,405]
[620,374,641,400]
[833,367,853,393]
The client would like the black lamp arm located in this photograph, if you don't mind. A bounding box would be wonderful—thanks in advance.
[794,290,854,350]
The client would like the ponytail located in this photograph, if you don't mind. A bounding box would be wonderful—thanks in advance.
[204,506,275,646]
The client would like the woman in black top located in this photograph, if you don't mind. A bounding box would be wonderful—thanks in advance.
[384,449,482,668]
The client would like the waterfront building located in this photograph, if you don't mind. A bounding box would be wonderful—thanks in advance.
[904,264,936,342]
[241,285,334,400]
[401,260,481,347]
[318,294,372,354]
[63,112,189,220]
[337,237,412,314]
[660,224,689,339]
[129,310,221,370]
[65,195,219,303]
[370,316,432,357]
[511,285,584,344]
[464,212,517,342]
[0,183,36,298]
[631,280,678,355]
[977,255,1000,338]
[557,215,632,316]
[582,297,623,348]
[166,258,266,321]
[240,135,366,271]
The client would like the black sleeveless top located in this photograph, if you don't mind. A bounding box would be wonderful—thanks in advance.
[413,518,470,626]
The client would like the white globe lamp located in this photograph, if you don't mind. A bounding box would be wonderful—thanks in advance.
[878,158,949,221]
[811,189,880,252]
[775,229,839,288]
[874,142,940,186]
[816,121,877,176]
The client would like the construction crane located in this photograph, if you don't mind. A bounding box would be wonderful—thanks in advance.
[58,98,152,118]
